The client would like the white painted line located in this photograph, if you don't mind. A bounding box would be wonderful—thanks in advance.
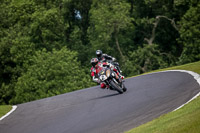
[173,91,200,111]
[141,70,200,111]
[161,70,200,111]
[0,105,17,121]
[166,70,200,111]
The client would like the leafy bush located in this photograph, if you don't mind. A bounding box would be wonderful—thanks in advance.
[11,47,94,104]
[124,44,168,76]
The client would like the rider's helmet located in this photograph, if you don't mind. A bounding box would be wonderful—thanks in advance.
[96,50,102,58]
[91,58,99,67]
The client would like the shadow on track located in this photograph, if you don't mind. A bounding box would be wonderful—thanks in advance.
[91,93,120,100]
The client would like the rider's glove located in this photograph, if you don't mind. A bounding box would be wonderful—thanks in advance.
[95,78,100,84]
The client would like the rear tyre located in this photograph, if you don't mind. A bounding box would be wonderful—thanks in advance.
[110,81,123,94]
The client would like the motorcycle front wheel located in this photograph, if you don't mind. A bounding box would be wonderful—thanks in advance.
[121,82,127,92]
[110,80,123,94]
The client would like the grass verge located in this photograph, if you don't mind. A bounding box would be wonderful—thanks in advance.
[126,61,200,133]
[0,105,12,118]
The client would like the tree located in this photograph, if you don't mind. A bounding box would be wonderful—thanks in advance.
[0,0,36,104]
[89,0,132,63]
[1,0,199,104]
[126,44,167,75]
[178,1,200,64]
[30,7,65,50]
[61,0,93,66]
[125,0,186,72]
[11,47,95,104]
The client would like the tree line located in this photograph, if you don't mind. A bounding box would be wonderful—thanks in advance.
[0,0,199,104]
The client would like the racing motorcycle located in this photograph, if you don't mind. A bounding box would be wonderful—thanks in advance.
[98,62,127,94]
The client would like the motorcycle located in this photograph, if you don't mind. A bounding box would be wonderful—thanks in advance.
[97,62,127,94]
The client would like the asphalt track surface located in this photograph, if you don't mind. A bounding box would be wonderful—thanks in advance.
[0,71,200,133]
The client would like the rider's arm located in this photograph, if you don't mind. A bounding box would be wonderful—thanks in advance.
[91,67,100,83]
[91,72,100,83]
[103,54,116,61]
[92,76,100,83]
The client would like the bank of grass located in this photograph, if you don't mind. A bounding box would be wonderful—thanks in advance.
[126,61,200,133]
[0,105,12,118]
[150,61,200,74]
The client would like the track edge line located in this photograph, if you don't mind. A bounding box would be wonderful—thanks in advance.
[162,70,200,111]
[0,105,17,121]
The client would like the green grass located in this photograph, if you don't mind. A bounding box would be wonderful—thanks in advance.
[150,61,200,74]
[126,61,200,133]
[0,105,12,118]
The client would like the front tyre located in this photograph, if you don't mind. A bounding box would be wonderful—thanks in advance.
[123,87,127,92]
[121,82,127,92]
[110,81,123,94]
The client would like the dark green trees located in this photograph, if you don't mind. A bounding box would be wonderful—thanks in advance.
[0,0,199,104]
[12,47,93,104]
[178,1,200,64]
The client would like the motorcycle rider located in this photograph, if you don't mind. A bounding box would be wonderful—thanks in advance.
[90,57,124,89]
[96,50,115,62]
[95,50,124,79]
[90,58,107,89]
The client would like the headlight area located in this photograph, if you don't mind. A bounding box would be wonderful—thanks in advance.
[106,69,111,77]
[100,75,107,81]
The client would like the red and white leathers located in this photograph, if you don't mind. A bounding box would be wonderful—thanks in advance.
[91,62,123,89]
[96,50,124,78]
[91,62,107,88]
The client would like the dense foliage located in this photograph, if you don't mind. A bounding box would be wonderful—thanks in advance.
[0,0,199,104]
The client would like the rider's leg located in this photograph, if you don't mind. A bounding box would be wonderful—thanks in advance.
[113,68,124,79]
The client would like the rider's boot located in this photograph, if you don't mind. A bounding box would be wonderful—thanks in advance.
[116,71,124,80]
[116,66,124,78]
